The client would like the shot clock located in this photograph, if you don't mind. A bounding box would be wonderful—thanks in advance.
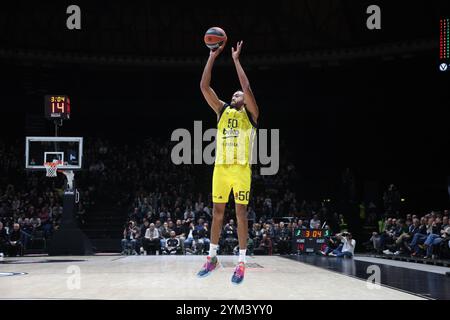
[45,95,71,120]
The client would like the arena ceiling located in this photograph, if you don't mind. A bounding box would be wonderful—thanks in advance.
[0,1,448,66]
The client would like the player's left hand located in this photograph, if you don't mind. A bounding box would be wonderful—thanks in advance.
[232,41,243,61]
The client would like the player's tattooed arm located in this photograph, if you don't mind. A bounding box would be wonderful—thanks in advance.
[232,41,259,124]
[200,42,227,115]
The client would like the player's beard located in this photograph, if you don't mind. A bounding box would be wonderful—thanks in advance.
[231,101,244,109]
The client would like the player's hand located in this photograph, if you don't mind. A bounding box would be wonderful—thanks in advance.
[210,40,226,59]
[231,40,243,61]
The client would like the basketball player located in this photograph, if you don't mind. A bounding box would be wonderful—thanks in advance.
[197,40,259,285]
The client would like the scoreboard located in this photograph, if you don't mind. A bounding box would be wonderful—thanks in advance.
[45,95,71,120]
[292,228,326,253]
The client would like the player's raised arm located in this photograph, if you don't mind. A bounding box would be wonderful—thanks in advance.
[231,41,259,124]
[200,44,226,115]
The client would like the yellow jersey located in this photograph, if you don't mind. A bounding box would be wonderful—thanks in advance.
[215,104,256,166]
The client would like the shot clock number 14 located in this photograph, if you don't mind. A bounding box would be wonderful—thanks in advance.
[45,95,71,120]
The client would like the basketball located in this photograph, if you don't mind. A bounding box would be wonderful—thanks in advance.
[204,27,227,50]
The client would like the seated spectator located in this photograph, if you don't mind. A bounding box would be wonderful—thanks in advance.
[138,219,150,253]
[221,220,238,254]
[442,215,449,229]
[383,219,409,255]
[272,223,280,247]
[143,223,160,255]
[20,218,34,250]
[246,237,254,256]
[159,207,171,223]
[253,233,273,255]
[276,222,291,254]
[247,206,256,227]
[438,227,450,259]
[140,219,150,238]
[250,223,263,248]
[184,206,195,221]
[159,221,171,249]
[173,219,186,242]
[390,218,422,254]
[163,231,182,255]
[262,222,274,239]
[183,222,196,250]
[297,219,307,229]
[368,231,382,253]
[199,221,211,251]
[30,217,42,231]
[8,223,23,257]
[121,221,139,255]
[423,218,445,259]
[376,217,397,251]
[309,214,321,229]
[409,217,432,256]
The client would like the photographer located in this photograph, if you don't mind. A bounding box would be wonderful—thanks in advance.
[324,232,356,258]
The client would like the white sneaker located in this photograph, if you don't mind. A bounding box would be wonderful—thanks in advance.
[393,251,401,255]
[383,249,393,255]
[319,251,326,256]
[329,253,337,257]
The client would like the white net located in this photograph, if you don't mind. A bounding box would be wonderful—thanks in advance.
[44,161,61,177]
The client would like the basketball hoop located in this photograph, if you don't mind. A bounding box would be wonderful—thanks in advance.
[44,160,63,177]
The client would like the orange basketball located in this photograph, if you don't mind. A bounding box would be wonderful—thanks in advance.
[204,27,227,51]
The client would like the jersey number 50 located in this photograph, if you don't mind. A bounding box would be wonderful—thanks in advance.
[236,191,250,202]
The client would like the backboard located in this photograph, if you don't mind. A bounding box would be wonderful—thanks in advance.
[25,136,83,170]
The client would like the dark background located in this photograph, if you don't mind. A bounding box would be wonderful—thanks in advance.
[0,0,449,212]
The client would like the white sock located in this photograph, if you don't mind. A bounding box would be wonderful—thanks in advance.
[238,249,247,263]
[209,243,218,258]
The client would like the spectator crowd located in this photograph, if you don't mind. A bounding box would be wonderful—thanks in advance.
[364,210,450,260]
[1,138,449,262]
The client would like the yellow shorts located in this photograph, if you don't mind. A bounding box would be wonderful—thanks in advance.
[212,164,252,205]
